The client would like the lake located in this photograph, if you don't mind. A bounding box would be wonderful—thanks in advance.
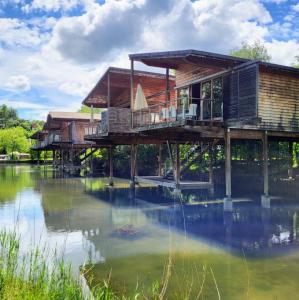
[1,164,299,299]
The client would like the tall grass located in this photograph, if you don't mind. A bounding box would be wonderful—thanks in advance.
[0,230,172,300]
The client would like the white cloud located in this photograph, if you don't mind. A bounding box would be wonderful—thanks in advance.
[293,3,299,12]
[23,0,81,13]
[0,0,299,120]
[5,75,31,92]
[0,99,48,110]
[265,40,299,65]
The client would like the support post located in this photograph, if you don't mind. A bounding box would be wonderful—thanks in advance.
[208,142,215,196]
[262,131,269,197]
[175,143,180,188]
[130,144,137,188]
[107,71,111,132]
[166,68,170,104]
[158,144,163,177]
[108,146,113,186]
[130,59,134,128]
[288,141,294,179]
[261,131,271,208]
[90,105,94,123]
[224,129,232,211]
[52,150,55,167]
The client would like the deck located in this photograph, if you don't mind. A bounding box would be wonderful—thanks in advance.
[135,176,213,190]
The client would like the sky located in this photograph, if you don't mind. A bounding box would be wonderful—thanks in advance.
[0,0,298,121]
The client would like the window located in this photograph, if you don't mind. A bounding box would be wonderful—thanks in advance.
[201,77,223,120]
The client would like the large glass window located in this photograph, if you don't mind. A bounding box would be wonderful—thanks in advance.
[201,77,223,120]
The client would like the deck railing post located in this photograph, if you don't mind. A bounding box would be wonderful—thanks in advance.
[288,141,294,179]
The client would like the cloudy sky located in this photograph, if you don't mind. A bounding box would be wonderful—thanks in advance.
[0,0,298,120]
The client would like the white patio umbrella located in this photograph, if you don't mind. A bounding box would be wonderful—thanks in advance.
[133,84,148,111]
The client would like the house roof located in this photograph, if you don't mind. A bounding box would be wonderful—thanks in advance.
[83,67,175,108]
[48,111,100,121]
[129,49,299,76]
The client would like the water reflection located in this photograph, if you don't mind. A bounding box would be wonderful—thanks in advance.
[1,165,299,299]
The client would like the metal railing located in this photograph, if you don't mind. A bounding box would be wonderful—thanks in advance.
[132,96,223,128]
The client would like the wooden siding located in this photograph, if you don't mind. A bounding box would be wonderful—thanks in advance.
[224,64,258,121]
[176,64,219,87]
[258,70,299,131]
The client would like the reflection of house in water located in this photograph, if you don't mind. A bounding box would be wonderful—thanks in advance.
[141,199,299,256]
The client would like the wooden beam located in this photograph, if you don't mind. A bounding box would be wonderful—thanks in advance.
[225,129,231,198]
[262,131,269,196]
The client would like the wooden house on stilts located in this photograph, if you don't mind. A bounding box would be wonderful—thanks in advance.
[83,50,299,207]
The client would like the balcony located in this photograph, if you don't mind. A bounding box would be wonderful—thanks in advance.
[132,96,223,129]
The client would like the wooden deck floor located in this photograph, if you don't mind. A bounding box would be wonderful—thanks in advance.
[135,176,213,190]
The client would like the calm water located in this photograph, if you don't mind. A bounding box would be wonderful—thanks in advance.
[1,164,299,299]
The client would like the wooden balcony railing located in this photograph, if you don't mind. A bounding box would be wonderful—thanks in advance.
[132,97,223,128]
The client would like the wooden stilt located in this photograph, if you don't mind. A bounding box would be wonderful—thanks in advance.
[158,144,163,177]
[225,129,231,199]
[175,142,180,188]
[130,144,137,187]
[208,141,215,196]
[288,141,294,179]
[262,131,269,197]
[52,150,55,167]
[108,146,114,186]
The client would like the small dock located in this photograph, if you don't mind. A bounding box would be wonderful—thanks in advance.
[136,176,213,190]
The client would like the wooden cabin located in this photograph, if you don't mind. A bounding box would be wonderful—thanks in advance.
[129,50,299,135]
[32,112,100,150]
[83,67,175,144]
[80,50,299,205]
[31,112,101,171]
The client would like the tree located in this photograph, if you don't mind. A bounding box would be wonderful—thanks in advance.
[0,127,30,156]
[230,40,271,62]
[294,55,299,68]
[0,105,18,128]
[78,105,101,114]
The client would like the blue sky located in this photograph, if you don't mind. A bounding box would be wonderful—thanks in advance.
[0,0,298,121]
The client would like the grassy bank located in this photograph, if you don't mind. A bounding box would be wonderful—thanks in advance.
[0,230,174,300]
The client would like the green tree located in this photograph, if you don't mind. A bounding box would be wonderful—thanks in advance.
[78,105,101,114]
[0,127,30,156]
[294,55,299,68]
[0,105,18,128]
[230,40,271,62]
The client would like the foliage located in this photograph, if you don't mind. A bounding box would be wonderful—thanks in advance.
[230,40,271,62]
[293,55,299,68]
[0,127,30,156]
[0,229,168,300]
[0,104,44,157]
[78,105,101,114]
